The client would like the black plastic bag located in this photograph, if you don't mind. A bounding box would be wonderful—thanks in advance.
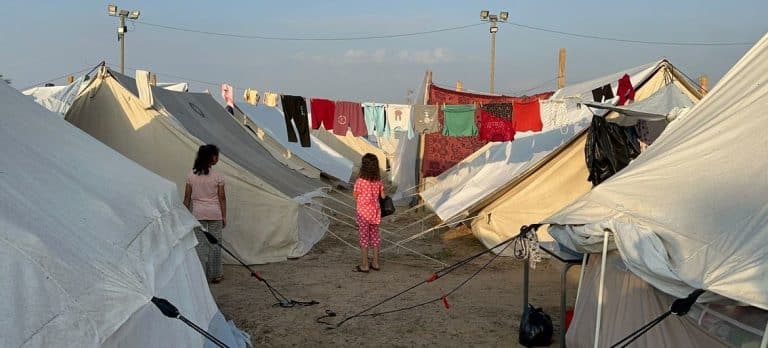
[519,304,553,347]
[379,196,395,217]
[585,116,641,186]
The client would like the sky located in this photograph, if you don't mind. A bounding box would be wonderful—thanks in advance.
[1,0,765,102]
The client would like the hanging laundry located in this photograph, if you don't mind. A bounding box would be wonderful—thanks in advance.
[591,84,614,103]
[442,104,478,137]
[413,104,440,134]
[334,101,366,137]
[616,74,635,106]
[243,88,260,105]
[479,103,514,141]
[280,95,311,147]
[512,98,543,132]
[310,98,335,130]
[481,103,512,121]
[362,102,388,137]
[263,92,280,107]
[385,104,415,139]
[221,84,234,108]
[539,99,569,130]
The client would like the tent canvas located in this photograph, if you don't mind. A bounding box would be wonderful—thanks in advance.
[22,76,88,116]
[235,103,354,182]
[311,127,389,182]
[0,80,247,347]
[546,33,768,310]
[66,67,324,265]
[583,82,696,125]
[469,62,700,249]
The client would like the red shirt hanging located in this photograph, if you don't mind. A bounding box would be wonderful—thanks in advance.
[616,74,635,106]
[512,99,543,132]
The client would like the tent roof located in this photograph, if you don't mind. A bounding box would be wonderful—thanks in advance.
[236,103,354,182]
[583,82,696,124]
[108,69,327,198]
[0,80,211,345]
[546,33,768,309]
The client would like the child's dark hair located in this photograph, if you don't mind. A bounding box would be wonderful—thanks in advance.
[358,153,380,181]
[193,144,220,175]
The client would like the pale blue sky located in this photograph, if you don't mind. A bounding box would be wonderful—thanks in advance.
[1,1,764,102]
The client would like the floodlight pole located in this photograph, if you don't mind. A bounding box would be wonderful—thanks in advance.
[119,15,126,74]
[481,10,507,94]
[490,28,496,94]
[108,5,140,74]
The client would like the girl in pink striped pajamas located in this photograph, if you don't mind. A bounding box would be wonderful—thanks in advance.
[353,153,385,272]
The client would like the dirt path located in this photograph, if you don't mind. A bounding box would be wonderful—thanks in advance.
[211,197,579,347]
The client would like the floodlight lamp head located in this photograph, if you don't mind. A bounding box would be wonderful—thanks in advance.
[128,10,140,20]
[480,10,490,19]
[500,11,509,21]
[490,25,499,34]
[488,14,498,22]
[118,9,129,17]
[107,4,117,16]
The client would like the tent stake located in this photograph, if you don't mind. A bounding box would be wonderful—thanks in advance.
[594,230,610,348]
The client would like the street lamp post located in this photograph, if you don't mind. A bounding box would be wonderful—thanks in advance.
[481,10,508,94]
[108,4,141,74]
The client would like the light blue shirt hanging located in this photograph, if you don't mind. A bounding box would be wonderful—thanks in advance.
[362,102,389,137]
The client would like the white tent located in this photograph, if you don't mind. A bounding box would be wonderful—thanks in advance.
[235,103,355,182]
[0,80,248,347]
[22,76,88,116]
[23,77,190,116]
[546,34,768,310]
[66,67,327,265]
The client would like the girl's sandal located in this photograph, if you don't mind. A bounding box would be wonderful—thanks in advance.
[353,265,370,273]
[370,266,380,271]
[211,277,224,284]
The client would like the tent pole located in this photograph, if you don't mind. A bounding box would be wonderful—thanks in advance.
[760,320,768,348]
[593,230,610,348]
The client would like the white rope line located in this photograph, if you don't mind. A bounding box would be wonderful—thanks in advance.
[305,207,360,252]
[312,201,402,238]
[327,187,428,221]
[388,212,435,234]
[383,215,483,252]
[304,205,447,266]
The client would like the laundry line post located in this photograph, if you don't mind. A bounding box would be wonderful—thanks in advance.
[415,69,431,212]
[557,48,566,89]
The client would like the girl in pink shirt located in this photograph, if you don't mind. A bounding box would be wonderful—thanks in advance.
[184,144,227,283]
[353,153,385,272]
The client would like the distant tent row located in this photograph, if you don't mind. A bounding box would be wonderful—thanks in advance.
[0,80,248,347]
[66,67,329,264]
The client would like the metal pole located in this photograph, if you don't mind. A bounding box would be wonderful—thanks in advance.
[119,15,126,74]
[593,231,610,348]
[490,30,496,94]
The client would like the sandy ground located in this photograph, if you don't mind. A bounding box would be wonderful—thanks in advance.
[211,194,580,347]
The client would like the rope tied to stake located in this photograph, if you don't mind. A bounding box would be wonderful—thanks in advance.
[609,289,705,348]
[201,231,319,308]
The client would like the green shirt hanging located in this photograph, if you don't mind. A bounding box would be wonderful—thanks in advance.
[442,104,478,136]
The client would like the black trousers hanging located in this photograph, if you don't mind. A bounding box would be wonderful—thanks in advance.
[280,95,311,147]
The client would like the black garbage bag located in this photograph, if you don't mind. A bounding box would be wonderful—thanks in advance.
[585,115,641,186]
[519,304,553,347]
